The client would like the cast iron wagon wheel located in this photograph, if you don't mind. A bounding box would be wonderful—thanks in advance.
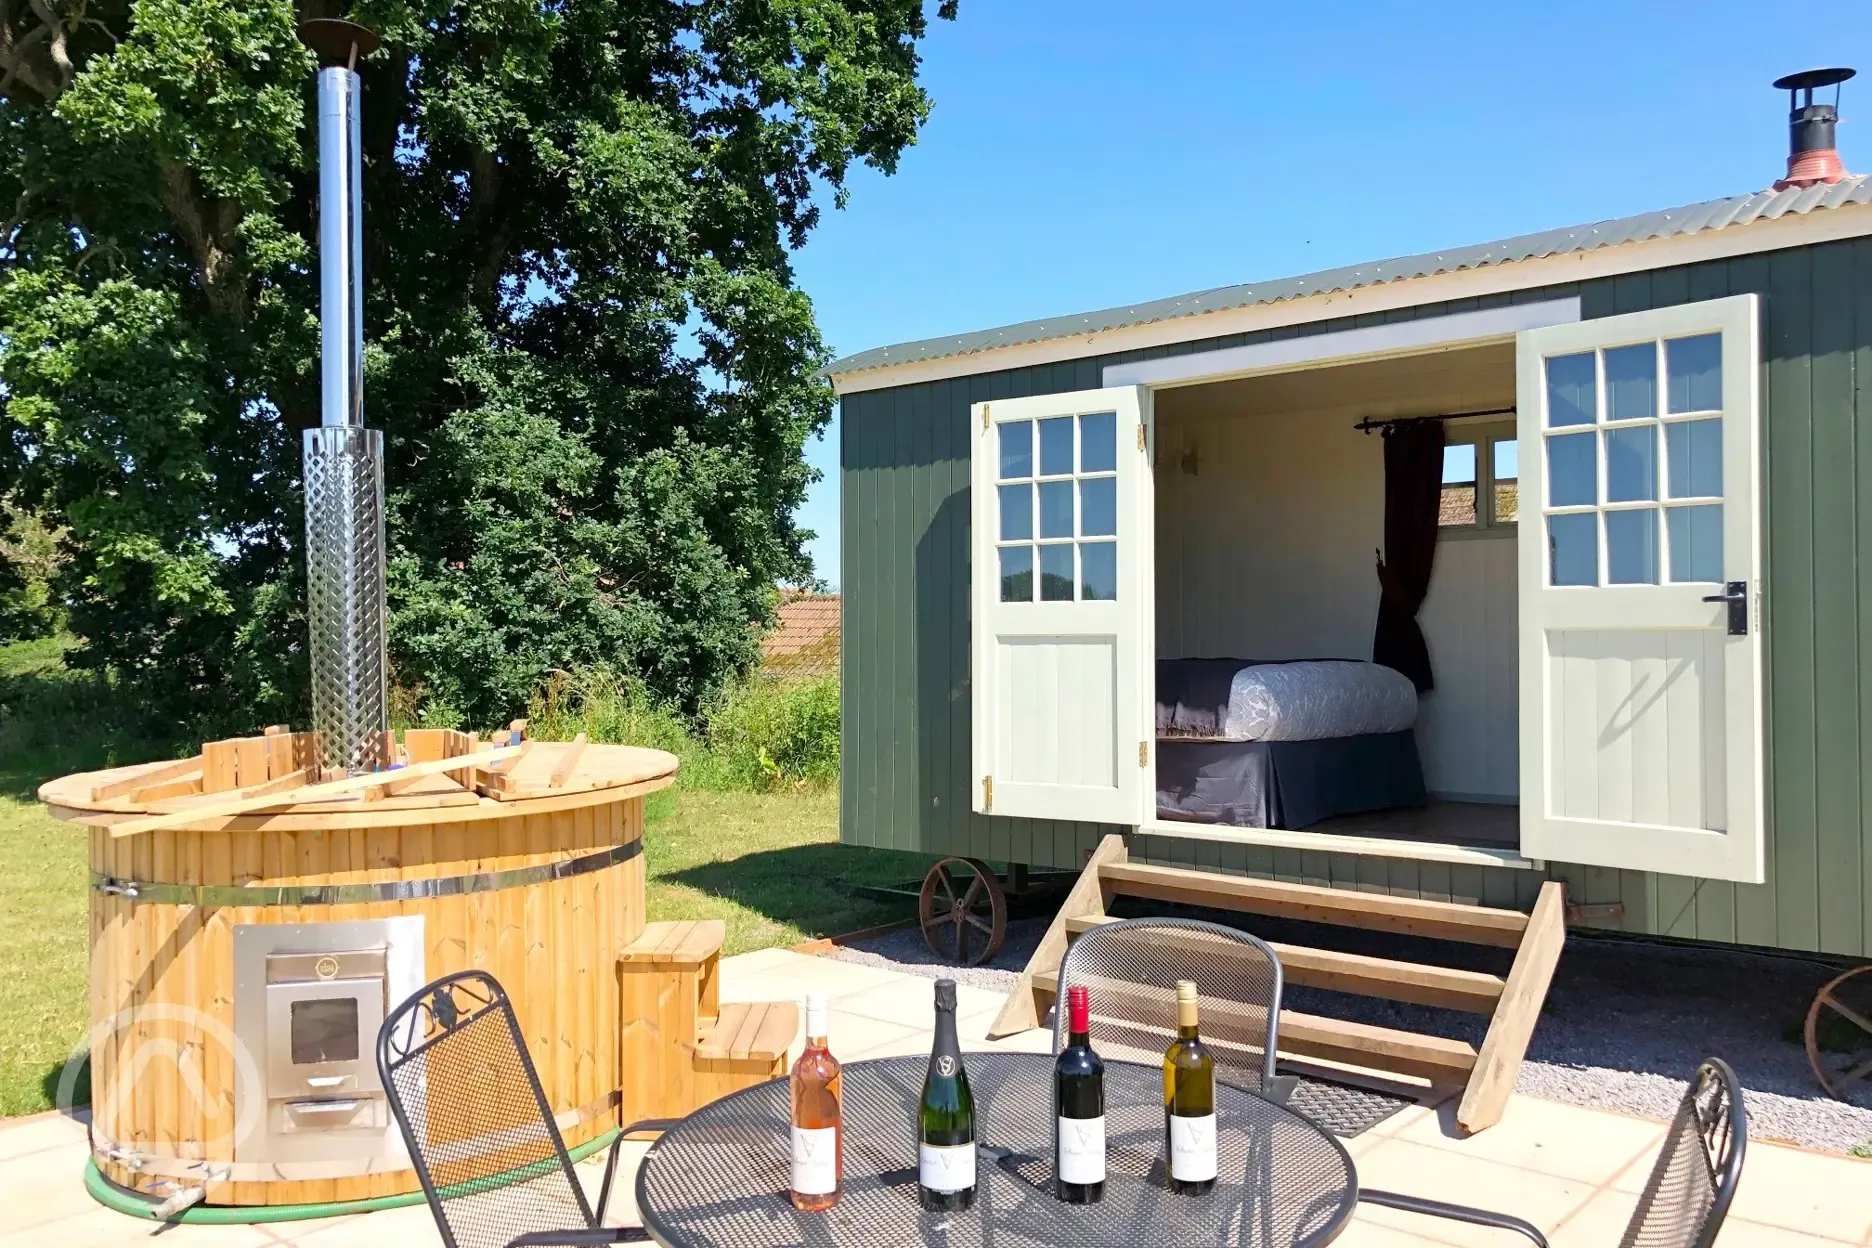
[918,857,1007,967]
[1805,963,1872,1100]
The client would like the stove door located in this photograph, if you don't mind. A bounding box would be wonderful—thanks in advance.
[265,977,385,1096]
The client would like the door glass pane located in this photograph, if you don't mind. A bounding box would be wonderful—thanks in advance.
[1547,432,1596,506]
[1079,477,1116,536]
[1668,505,1723,583]
[1039,544,1074,601]
[1545,352,1596,427]
[1667,333,1722,414]
[998,483,1032,541]
[1493,439,1519,523]
[1604,425,1658,502]
[1038,480,1073,538]
[1039,417,1073,476]
[1605,509,1659,584]
[1666,419,1722,498]
[998,545,1033,602]
[998,420,1032,480]
[1079,412,1117,473]
[1603,343,1657,422]
[1548,513,1597,586]
[1440,443,1477,527]
[1080,541,1116,600]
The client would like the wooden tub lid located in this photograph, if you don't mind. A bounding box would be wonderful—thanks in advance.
[39,740,679,833]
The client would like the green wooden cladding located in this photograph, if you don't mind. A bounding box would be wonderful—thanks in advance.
[839,237,1872,959]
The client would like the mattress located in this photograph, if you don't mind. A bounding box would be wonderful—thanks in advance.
[1157,658,1418,742]
[1155,732,1428,830]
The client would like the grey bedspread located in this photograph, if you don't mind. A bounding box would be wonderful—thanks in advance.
[1157,658,1419,742]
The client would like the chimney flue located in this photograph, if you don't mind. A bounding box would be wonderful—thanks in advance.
[1773,67,1855,190]
[299,18,390,777]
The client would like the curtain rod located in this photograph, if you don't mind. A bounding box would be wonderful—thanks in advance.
[1354,406,1515,435]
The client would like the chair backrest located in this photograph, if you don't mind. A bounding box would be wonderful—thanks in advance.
[378,971,595,1248]
[1054,916,1282,1092]
[1619,1058,1747,1248]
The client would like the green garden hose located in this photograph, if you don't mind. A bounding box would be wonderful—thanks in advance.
[84,1126,622,1224]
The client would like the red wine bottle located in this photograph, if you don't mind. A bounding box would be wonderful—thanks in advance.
[1053,984,1105,1203]
[917,979,976,1211]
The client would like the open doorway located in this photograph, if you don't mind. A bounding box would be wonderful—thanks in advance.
[1149,342,1520,854]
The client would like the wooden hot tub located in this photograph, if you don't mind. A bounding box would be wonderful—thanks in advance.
[40,728,676,1210]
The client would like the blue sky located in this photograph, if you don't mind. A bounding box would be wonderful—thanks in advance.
[789,1,1872,588]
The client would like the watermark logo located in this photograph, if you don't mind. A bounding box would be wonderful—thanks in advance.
[57,1002,264,1156]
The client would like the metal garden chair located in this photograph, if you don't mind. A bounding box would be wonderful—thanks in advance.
[1360,1057,1747,1248]
[378,970,669,1248]
[1052,916,1293,1101]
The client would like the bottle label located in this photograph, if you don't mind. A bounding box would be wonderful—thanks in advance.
[1169,1112,1218,1182]
[1056,1114,1106,1185]
[791,1126,839,1196]
[918,1141,976,1193]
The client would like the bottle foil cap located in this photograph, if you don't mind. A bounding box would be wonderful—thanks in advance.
[804,993,828,1039]
[1067,984,1090,1032]
[934,978,957,1010]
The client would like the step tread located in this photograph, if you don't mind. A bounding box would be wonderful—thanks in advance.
[1060,915,1506,1013]
[1032,969,1477,1080]
[620,918,726,967]
[696,1000,798,1062]
[1098,862,1529,947]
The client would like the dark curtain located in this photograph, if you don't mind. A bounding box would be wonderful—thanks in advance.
[1372,419,1443,692]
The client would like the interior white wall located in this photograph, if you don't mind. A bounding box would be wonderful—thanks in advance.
[1154,346,1520,802]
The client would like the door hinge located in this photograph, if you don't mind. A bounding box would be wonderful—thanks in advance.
[1138,741,1149,767]
[982,775,992,809]
[1136,423,1146,451]
[981,403,990,431]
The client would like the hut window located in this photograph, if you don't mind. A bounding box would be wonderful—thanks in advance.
[1438,423,1517,536]
[996,411,1120,602]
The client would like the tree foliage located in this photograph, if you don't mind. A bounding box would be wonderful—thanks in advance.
[0,0,952,728]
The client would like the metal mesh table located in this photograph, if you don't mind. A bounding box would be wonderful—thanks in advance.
[634,1052,1356,1248]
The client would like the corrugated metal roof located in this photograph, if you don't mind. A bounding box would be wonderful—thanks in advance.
[827,176,1872,378]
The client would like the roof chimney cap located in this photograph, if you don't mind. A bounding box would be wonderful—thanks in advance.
[1773,67,1854,191]
[1773,67,1855,94]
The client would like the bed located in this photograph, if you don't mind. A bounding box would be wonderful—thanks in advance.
[1155,658,1427,830]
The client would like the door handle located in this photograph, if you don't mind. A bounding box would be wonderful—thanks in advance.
[1701,581,1748,636]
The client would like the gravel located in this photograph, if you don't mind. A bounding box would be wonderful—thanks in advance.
[829,913,1872,1155]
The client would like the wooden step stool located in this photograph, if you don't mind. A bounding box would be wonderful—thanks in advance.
[618,920,798,1126]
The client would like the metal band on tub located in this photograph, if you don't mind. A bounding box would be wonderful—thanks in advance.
[89,838,641,907]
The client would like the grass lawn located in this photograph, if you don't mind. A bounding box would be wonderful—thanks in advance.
[0,638,929,1118]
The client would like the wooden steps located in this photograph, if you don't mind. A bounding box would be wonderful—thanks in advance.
[619,920,797,1126]
[1032,968,1479,1084]
[994,834,1567,1134]
[1063,915,1508,1013]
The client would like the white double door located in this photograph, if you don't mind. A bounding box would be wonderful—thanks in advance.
[969,294,1765,884]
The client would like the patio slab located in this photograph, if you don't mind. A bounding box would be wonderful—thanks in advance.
[0,946,1862,1247]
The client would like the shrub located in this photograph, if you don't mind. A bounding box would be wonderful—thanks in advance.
[704,675,840,791]
[526,666,838,792]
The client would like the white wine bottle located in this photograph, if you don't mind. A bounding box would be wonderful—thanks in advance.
[1163,980,1217,1195]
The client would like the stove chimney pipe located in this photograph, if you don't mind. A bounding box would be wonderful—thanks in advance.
[299,18,388,776]
[1773,67,1855,190]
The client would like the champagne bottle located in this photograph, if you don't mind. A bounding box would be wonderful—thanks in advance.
[1053,984,1105,1203]
[917,978,976,1211]
[1163,980,1217,1195]
[789,993,842,1212]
